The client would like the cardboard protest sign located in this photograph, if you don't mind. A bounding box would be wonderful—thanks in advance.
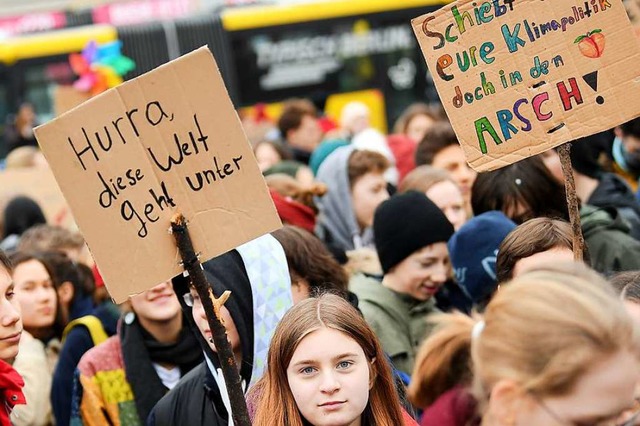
[412,0,640,171]
[35,47,282,303]
[53,86,91,117]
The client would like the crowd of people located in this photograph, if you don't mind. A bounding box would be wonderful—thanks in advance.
[0,97,639,425]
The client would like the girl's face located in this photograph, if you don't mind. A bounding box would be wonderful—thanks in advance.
[12,260,56,333]
[490,350,640,426]
[287,327,370,426]
[0,267,21,361]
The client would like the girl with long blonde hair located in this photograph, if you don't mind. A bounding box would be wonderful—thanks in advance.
[410,269,640,425]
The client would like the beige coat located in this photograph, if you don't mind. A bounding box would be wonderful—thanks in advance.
[11,331,59,426]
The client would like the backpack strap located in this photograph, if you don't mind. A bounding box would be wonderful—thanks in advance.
[62,315,108,346]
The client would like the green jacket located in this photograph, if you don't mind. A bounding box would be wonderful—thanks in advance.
[581,205,640,274]
[350,274,439,375]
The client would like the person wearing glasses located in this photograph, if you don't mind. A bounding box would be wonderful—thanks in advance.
[408,266,640,426]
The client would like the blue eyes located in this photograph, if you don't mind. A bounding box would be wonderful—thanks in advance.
[298,361,354,375]
[337,361,353,369]
[300,366,315,375]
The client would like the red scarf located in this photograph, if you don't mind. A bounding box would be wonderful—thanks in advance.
[0,360,25,425]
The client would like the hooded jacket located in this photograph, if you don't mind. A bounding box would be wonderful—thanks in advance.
[349,273,439,376]
[315,146,375,254]
[581,205,640,274]
[587,173,640,240]
[148,234,293,426]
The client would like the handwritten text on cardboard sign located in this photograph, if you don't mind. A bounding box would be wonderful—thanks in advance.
[35,47,281,303]
[412,0,640,171]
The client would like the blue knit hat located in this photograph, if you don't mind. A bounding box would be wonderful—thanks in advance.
[447,211,516,304]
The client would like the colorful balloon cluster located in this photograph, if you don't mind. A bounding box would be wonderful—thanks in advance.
[69,40,136,96]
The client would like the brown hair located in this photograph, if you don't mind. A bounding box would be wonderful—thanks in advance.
[393,103,445,135]
[496,218,577,283]
[14,103,35,134]
[0,250,11,274]
[278,99,318,139]
[10,251,64,338]
[347,150,389,188]
[471,156,569,223]
[17,225,85,254]
[414,121,458,166]
[265,174,327,213]
[409,267,640,413]
[253,294,404,426]
[253,140,292,161]
[399,165,455,194]
[42,251,94,301]
[408,312,474,407]
[271,226,348,298]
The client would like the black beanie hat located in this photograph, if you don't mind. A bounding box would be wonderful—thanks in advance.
[374,191,454,274]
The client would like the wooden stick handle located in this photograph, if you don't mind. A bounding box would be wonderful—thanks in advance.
[170,213,251,426]
[557,143,586,262]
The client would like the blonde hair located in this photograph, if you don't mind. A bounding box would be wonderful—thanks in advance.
[409,266,640,411]
[5,146,40,169]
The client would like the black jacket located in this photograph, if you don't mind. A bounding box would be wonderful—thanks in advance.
[148,250,255,426]
[147,236,294,426]
[147,363,229,426]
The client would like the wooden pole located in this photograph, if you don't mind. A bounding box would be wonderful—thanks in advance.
[557,143,586,261]
[170,213,251,426]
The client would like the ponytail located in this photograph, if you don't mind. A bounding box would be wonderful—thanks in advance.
[408,312,477,407]
[295,182,327,213]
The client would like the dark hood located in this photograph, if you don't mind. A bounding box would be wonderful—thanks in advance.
[171,234,293,389]
[172,249,254,386]
[589,173,640,213]
[589,173,640,239]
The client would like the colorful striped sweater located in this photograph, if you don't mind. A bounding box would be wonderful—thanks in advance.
[70,336,142,426]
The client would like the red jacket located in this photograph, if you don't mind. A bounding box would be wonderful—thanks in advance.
[387,134,417,183]
[0,360,25,425]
